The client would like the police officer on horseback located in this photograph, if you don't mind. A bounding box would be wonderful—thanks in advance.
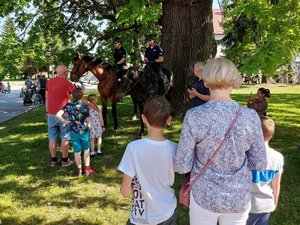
[143,35,166,95]
[113,37,127,82]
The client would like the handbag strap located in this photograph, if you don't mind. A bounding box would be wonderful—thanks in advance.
[184,105,242,195]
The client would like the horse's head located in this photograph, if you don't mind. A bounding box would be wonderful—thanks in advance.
[117,67,140,96]
[70,52,89,82]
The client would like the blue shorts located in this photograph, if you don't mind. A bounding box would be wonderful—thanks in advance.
[47,114,70,141]
[70,131,90,153]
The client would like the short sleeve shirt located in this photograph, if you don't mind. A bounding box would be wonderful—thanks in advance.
[191,78,210,107]
[62,100,89,134]
[114,47,126,65]
[144,45,163,63]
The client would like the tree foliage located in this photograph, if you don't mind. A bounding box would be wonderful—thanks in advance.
[221,0,300,76]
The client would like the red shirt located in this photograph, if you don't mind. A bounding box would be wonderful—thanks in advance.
[46,76,75,114]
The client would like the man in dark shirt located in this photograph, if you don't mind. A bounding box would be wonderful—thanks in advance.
[113,37,127,82]
[143,35,165,95]
[39,75,47,104]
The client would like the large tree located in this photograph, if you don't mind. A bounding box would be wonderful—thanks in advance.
[0,0,216,110]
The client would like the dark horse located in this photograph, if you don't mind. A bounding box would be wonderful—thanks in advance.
[70,53,118,129]
[118,65,173,136]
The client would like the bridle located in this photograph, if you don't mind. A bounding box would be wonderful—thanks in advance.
[71,62,82,82]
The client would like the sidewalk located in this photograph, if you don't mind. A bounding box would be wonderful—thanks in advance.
[0,85,37,124]
[0,82,98,124]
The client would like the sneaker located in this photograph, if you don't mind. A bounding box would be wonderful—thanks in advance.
[51,159,62,167]
[77,168,83,176]
[84,167,95,176]
[90,152,96,157]
[61,159,74,167]
[97,150,102,155]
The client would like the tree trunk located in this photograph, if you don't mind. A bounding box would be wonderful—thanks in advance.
[161,0,216,113]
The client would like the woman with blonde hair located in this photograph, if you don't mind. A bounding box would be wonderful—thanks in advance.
[175,58,267,225]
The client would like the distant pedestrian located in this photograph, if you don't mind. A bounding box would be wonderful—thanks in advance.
[247,87,271,117]
[246,116,284,225]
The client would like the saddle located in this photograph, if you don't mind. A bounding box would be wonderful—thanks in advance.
[143,64,170,95]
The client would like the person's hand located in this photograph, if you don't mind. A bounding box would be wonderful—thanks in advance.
[187,88,197,96]
[247,96,254,102]
[144,57,148,64]
[102,126,106,133]
[189,94,195,99]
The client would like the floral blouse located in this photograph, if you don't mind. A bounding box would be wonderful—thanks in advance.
[175,100,267,213]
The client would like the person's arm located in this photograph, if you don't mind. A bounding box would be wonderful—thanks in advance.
[246,112,267,171]
[45,90,48,120]
[155,56,164,63]
[120,174,133,197]
[188,88,210,101]
[117,57,126,65]
[98,109,105,131]
[86,116,90,129]
[272,173,282,210]
[175,111,197,173]
[56,109,70,124]
[81,98,100,112]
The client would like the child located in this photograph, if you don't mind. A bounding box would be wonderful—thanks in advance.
[118,96,177,225]
[87,94,105,157]
[247,87,271,116]
[56,87,95,176]
[246,116,284,225]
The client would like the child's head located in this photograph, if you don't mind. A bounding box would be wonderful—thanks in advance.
[261,116,275,142]
[87,94,97,103]
[143,96,171,128]
[257,87,271,98]
[72,87,84,100]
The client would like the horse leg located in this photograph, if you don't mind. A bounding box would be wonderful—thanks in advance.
[138,103,144,136]
[101,96,108,128]
[110,95,118,130]
[132,96,138,121]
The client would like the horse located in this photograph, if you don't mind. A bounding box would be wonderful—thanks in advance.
[70,53,118,130]
[118,65,173,136]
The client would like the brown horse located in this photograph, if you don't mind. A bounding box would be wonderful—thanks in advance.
[70,53,118,129]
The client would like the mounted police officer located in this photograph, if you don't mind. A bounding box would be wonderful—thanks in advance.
[113,37,127,82]
[143,35,166,95]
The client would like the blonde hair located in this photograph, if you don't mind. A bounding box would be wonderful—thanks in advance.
[261,116,275,142]
[202,58,241,89]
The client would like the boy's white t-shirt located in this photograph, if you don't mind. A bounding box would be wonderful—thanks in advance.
[118,138,177,225]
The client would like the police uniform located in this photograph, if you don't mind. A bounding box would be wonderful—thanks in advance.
[144,45,165,95]
[114,46,126,79]
[144,45,163,64]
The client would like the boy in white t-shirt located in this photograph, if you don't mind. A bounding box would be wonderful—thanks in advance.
[246,116,284,225]
[118,96,177,225]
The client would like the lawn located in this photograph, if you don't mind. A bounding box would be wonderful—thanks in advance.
[0,84,299,225]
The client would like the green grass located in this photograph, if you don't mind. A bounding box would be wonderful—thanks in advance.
[0,84,299,225]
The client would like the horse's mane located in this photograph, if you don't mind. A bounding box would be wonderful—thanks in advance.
[81,55,103,66]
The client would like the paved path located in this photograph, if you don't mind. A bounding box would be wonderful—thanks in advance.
[0,86,37,124]
[0,82,98,124]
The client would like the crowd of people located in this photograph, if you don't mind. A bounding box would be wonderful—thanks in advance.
[116,57,282,225]
[26,36,282,225]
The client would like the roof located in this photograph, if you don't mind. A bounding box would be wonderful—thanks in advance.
[213,9,224,35]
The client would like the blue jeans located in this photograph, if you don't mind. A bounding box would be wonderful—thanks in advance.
[246,213,270,225]
[47,114,70,141]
